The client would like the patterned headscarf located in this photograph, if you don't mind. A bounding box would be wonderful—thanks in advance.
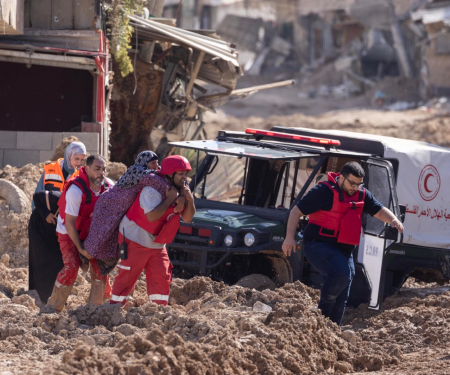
[116,151,158,188]
[63,142,87,175]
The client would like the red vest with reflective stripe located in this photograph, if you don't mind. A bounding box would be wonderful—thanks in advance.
[58,167,110,240]
[308,172,365,245]
[126,189,183,245]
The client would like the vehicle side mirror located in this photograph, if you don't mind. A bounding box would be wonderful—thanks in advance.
[399,204,406,223]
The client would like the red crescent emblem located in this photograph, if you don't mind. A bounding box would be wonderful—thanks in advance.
[424,174,433,193]
[418,165,440,201]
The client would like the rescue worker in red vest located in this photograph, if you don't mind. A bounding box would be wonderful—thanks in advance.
[45,154,111,312]
[110,155,195,307]
[282,162,403,326]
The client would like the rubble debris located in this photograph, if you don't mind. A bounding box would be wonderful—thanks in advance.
[0,257,448,374]
[51,136,81,161]
[106,162,127,181]
[0,179,30,214]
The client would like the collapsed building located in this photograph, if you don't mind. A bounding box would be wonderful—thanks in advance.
[215,0,450,101]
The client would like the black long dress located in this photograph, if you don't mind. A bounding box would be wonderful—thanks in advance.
[28,191,63,303]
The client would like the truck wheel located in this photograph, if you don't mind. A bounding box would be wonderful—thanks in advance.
[235,274,276,291]
[0,179,30,214]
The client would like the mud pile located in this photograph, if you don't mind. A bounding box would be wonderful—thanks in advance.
[0,163,42,202]
[0,265,405,374]
[0,163,40,268]
[0,250,449,373]
[57,278,402,374]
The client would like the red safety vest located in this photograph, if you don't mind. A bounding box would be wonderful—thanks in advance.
[308,172,365,245]
[126,188,183,245]
[58,167,110,240]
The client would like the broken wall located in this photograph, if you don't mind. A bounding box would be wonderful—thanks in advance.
[420,21,450,99]
[0,0,24,34]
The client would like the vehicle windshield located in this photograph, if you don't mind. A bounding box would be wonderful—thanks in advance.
[189,151,321,209]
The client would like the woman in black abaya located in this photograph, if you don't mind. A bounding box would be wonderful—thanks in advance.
[28,190,63,303]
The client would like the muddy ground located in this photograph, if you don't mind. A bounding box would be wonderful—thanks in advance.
[0,257,449,374]
[1,69,450,373]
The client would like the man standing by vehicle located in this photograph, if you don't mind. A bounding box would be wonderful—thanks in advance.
[282,161,403,325]
[46,154,111,312]
[110,155,195,307]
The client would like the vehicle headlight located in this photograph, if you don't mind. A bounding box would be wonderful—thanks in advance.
[224,235,233,247]
[244,232,255,246]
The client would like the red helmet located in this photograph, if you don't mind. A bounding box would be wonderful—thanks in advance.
[160,155,192,175]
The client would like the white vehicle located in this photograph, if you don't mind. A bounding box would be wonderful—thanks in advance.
[168,126,450,309]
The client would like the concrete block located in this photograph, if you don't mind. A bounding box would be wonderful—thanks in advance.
[82,122,102,151]
[63,132,99,152]
[39,150,55,163]
[4,149,39,168]
[17,131,52,150]
[52,0,73,29]
[0,131,17,149]
[0,149,4,169]
[52,133,63,150]
[30,0,51,29]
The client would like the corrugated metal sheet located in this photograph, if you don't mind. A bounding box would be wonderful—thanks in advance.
[129,15,239,65]
[129,15,241,90]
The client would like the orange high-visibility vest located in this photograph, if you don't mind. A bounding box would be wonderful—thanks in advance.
[42,158,79,191]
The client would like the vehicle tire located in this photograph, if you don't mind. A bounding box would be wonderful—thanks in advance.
[0,179,30,214]
[235,274,277,291]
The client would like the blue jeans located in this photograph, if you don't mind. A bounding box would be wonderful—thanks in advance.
[304,240,355,325]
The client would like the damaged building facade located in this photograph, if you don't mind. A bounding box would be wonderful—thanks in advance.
[0,0,109,168]
[0,0,260,167]
[111,14,243,165]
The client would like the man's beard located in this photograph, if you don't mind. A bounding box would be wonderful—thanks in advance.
[342,187,356,196]
[90,177,104,186]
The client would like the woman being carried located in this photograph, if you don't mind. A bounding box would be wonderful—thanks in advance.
[83,151,184,274]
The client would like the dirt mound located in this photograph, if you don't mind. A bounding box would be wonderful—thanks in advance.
[0,164,37,268]
[49,278,400,374]
[106,162,127,181]
[51,135,81,161]
[0,164,42,202]
[0,257,449,373]
[0,207,30,268]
